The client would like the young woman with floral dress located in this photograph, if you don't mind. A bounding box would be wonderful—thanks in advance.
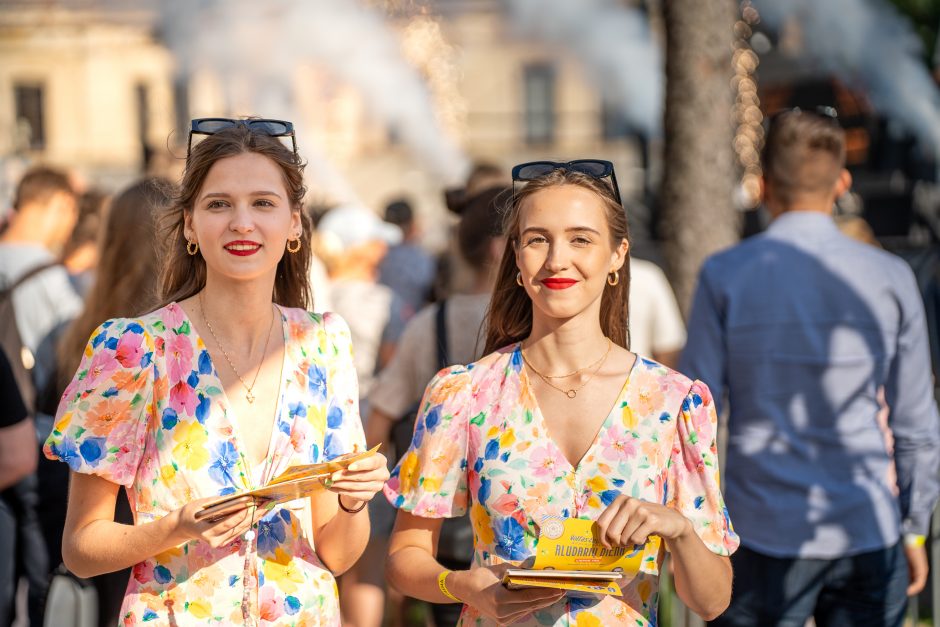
[384,163,739,626]
[44,120,389,626]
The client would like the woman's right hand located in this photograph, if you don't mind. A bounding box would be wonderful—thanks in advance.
[451,564,566,624]
[168,496,256,548]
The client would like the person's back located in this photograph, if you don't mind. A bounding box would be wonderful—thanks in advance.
[682,108,940,626]
[377,199,435,319]
[627,257,685,367]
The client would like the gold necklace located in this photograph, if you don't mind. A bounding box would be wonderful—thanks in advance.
[521,338,612,399]
[199,292,277,404]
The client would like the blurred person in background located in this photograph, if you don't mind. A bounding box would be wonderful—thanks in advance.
[0,346,35,627]
[36,179,170,627]
[628,258,686,368]
[353,185,508,627]
[379,199,436,321]
[0,166,82,627]
[43,120,389,625]
[61,189,109,298]
[317,203,406,627]
[681,109,940,626]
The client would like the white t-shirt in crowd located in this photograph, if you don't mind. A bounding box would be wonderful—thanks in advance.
[628,258,686,359]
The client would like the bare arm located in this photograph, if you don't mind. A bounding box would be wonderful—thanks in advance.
[387,511,564,624]
[0,418,37,490]
[311,452,389,575]
[364,407,395,457]
[63,472,254,579]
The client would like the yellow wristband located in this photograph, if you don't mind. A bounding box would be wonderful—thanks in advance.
[904,534,926,548]
[437,570,460,602]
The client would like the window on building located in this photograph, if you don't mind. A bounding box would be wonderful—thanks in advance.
[601,99,633,141]
[136,83,153,170]
[524,63,556,145]
[14,84,45,150]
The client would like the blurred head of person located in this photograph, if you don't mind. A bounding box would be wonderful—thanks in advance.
[383,199,417,241]
[318,204,402,281]
[761,109,852,218]
[452,186,510,291]
[5,166,77,251]
[158,122,312,308]
[444,162,509,214]
[484,168,631,354]
[58,178,171,388]
[62,189,109,284]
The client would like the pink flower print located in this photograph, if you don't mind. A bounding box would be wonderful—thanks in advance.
[163,302,187,330]
[169,380,198,415]
[85,349,119,389]
[115,331,145,368]
[528,444,565,480]
[259,585,284,623]
[166,333,193,385]
[628,370,666,418]
[599,422,637,461]
[492,492,520,517]
[414,495,451,518]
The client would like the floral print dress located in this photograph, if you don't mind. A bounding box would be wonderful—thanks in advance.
[44,303,366,626]
[385,345,739,627]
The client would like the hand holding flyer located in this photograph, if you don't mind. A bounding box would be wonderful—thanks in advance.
[195,445,381,521]
[502,517,662,596]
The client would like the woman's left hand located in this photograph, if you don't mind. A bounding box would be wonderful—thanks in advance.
[323,452,390,505]
[595,495,693,547]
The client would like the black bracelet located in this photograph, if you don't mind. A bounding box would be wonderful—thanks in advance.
[337,495,367,514]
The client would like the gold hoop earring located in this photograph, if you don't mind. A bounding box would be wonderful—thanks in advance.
[515,272,523,287]
[287,238,301,254]
[186,240,199,256]
[607,270,619,286]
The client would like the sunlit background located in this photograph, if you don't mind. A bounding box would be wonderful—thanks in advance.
[0,0,938,250]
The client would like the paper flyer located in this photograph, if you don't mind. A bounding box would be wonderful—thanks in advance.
[502,517,662,596]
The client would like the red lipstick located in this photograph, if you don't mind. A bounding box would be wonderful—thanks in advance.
[541,278,578,290]
[224,240,262,256]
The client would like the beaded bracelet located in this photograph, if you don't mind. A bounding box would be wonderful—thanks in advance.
[338,495,367,514]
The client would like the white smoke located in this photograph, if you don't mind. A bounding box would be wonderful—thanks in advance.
[505,0,664,137]
[159,0,470,191]
[753,0,940,157]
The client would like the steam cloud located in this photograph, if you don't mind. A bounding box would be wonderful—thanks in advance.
[505,0,664,137]
[160,0,470,192]
[753,0,940,157]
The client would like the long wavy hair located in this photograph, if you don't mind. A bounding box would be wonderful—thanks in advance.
[483,169,631,354]
[157,125,313,309]
[58,178,170,390]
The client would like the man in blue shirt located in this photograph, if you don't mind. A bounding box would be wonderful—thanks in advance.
[681,109,940,626]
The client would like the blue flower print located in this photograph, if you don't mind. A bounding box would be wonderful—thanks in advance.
[493,516,528,561]
[308,363,327,402]
[257,512,287,555]
[208,441,239,488]
[79,437,107,467]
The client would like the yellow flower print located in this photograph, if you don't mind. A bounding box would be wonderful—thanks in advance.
[172,421,209,470]
[500,428,516,448]
[399,451,420,495]
[159,463,176,483]
[622,405,637,431]
[422,475,442,493]
[471,504,495,545]
[575,612,603,627]
[587,476,608,493]
[186,598,212,619]
[308,404,326,436]
[263,548,305,594]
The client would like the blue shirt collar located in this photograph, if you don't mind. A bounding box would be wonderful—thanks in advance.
[767,210,839,236]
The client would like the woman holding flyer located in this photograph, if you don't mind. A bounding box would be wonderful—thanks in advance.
[44,118,388,626]
[384,161,738,626]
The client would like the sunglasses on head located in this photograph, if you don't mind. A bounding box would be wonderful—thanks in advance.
[768,106,840,127]
[511,159,622,206]
[187,118,298,160]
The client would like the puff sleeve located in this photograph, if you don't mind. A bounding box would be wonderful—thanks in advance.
[666,380,739,556]
[43,318,155,486]
[384,365,472,518]
[321,312,367,461]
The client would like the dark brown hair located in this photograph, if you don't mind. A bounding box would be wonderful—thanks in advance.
[157,125,312,309]
[59,178,170,389]
[455,186,511,271]
[13,166,73,210]
[762,110,846,206]
[483,170,631,354]
[62,189,108,260]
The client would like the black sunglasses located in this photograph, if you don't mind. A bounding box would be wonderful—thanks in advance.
[187,118,298,160]
[511,159,622,206]
[768,106,840,127]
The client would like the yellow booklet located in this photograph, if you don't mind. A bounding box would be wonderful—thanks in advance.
[502,517,662,596]
[195,445,380,521]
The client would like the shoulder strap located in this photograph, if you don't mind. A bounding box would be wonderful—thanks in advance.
[0,261,61,301]
[435,299,449,370]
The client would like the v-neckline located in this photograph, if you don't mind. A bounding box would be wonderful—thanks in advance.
[172,301,290,486]
[517,344,639,473]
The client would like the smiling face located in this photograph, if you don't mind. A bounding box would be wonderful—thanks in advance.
[183,152,301,285]
[514,184,629,325]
